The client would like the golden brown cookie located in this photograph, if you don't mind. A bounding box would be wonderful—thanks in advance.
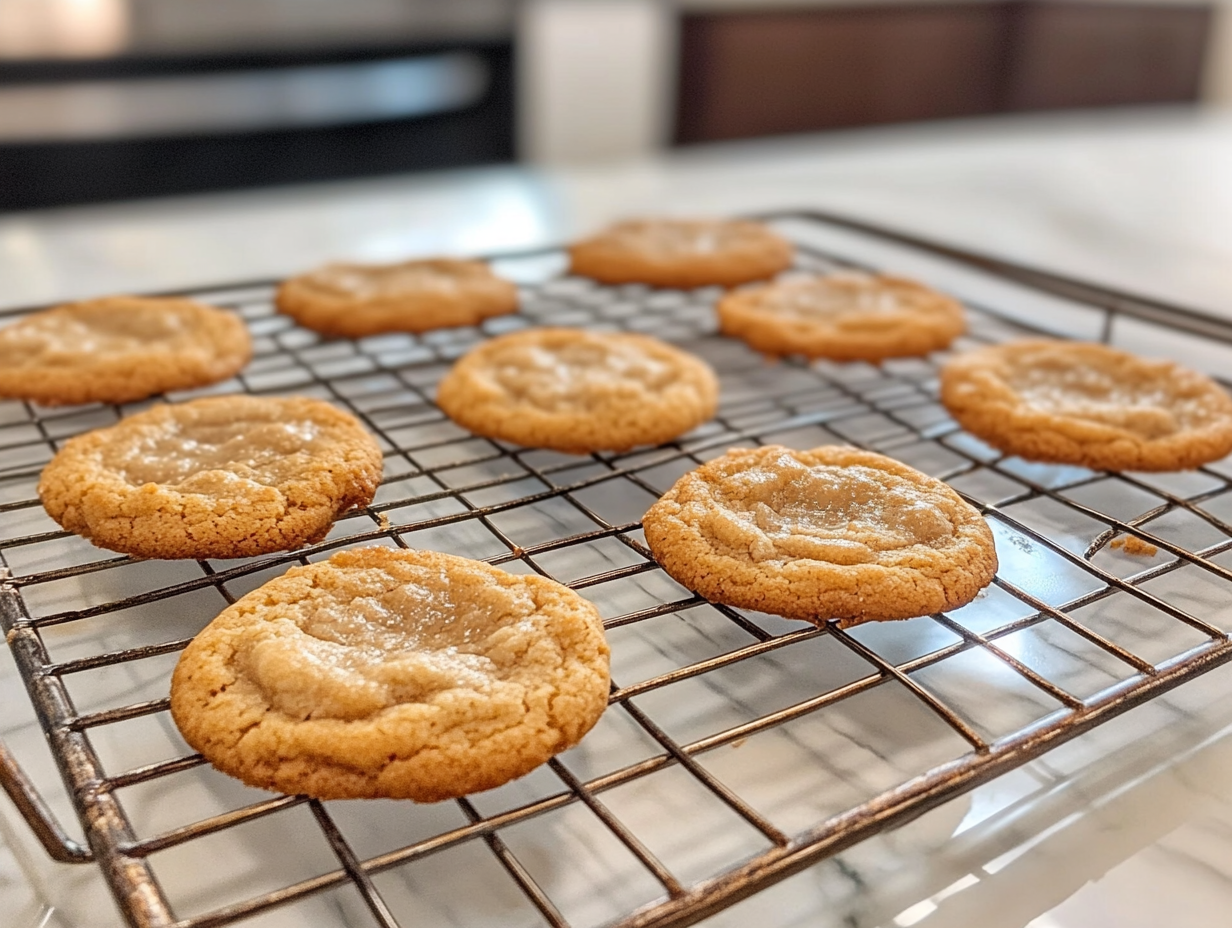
[436,327,719,453]
[0,296,250,406]
[717,272,965,361]
[940,340,1232,471]
[275,258,518,337]
[568,218,794,289]
[170,546,610,801]
[642,445,997,627]
[38,395,382,559]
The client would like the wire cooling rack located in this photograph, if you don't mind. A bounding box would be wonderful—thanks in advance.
[4,211,1232,928]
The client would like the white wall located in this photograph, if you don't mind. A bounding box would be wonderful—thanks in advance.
[518,0,1232,165]
[1206,1,1232,105]
[518,0,674,164]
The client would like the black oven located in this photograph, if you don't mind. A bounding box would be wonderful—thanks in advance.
[0,4,515,210]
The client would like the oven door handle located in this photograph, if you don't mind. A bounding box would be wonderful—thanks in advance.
[0,739,92,863]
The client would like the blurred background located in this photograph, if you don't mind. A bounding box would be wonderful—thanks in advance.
[0,0,1229,210]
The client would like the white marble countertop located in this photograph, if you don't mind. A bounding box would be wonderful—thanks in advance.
[3,106,1232,928]
[4,107,1230,316]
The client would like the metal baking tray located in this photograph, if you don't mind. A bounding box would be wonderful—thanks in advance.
[3,211,1232,928]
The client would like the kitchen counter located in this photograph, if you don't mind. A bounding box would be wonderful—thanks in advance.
[4,107,1230,315]
[2,107,1232,928]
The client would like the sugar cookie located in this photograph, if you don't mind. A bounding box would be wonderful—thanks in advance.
[718,272,965,361]
[642,445,997,626]
[170,546,610,801]
[436,328,719,453]
[940,340,1232,471]
[276,259,518,337]
[568,219,793,289]
[0,296,250,406]
[38,395,382,559]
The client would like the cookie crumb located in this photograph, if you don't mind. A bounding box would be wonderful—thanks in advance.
[1111,536,1158,556]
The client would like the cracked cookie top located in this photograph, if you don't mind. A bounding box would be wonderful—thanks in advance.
[436,327,719,452]
[940,340,1232,471]
[276,258,518,337]
[642,445,997,627]
[38,395,382,559]
[568,218,794,289]
[718,272,965,361]
[0,296,250,405]
[170,546,610,801]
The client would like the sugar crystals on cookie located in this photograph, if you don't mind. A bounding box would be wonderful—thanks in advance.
[436,327,719,453]
[39,395,382,559]
[276,258,518,338]
[170,546,610,801]
[940,340,1232,471]
[718,272,965,362]
[642,445,997,626]
[0,295,251,406]
[568,218,794,289]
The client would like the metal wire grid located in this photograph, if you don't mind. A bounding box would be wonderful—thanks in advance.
[2,212,1232,928]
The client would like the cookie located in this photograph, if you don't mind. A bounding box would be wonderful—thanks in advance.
[642,445,997,627]
[275,258,518,337]
[436,327,719,453]
[568,219,794,289]
[170,546,610,801]
[717,272,965,361]
[38,395,382,559]
[940,340,1232,471]
[0,296,250,406]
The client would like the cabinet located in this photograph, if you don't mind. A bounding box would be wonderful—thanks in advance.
[675,1,1213,144]
[1005,2,1211,110]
